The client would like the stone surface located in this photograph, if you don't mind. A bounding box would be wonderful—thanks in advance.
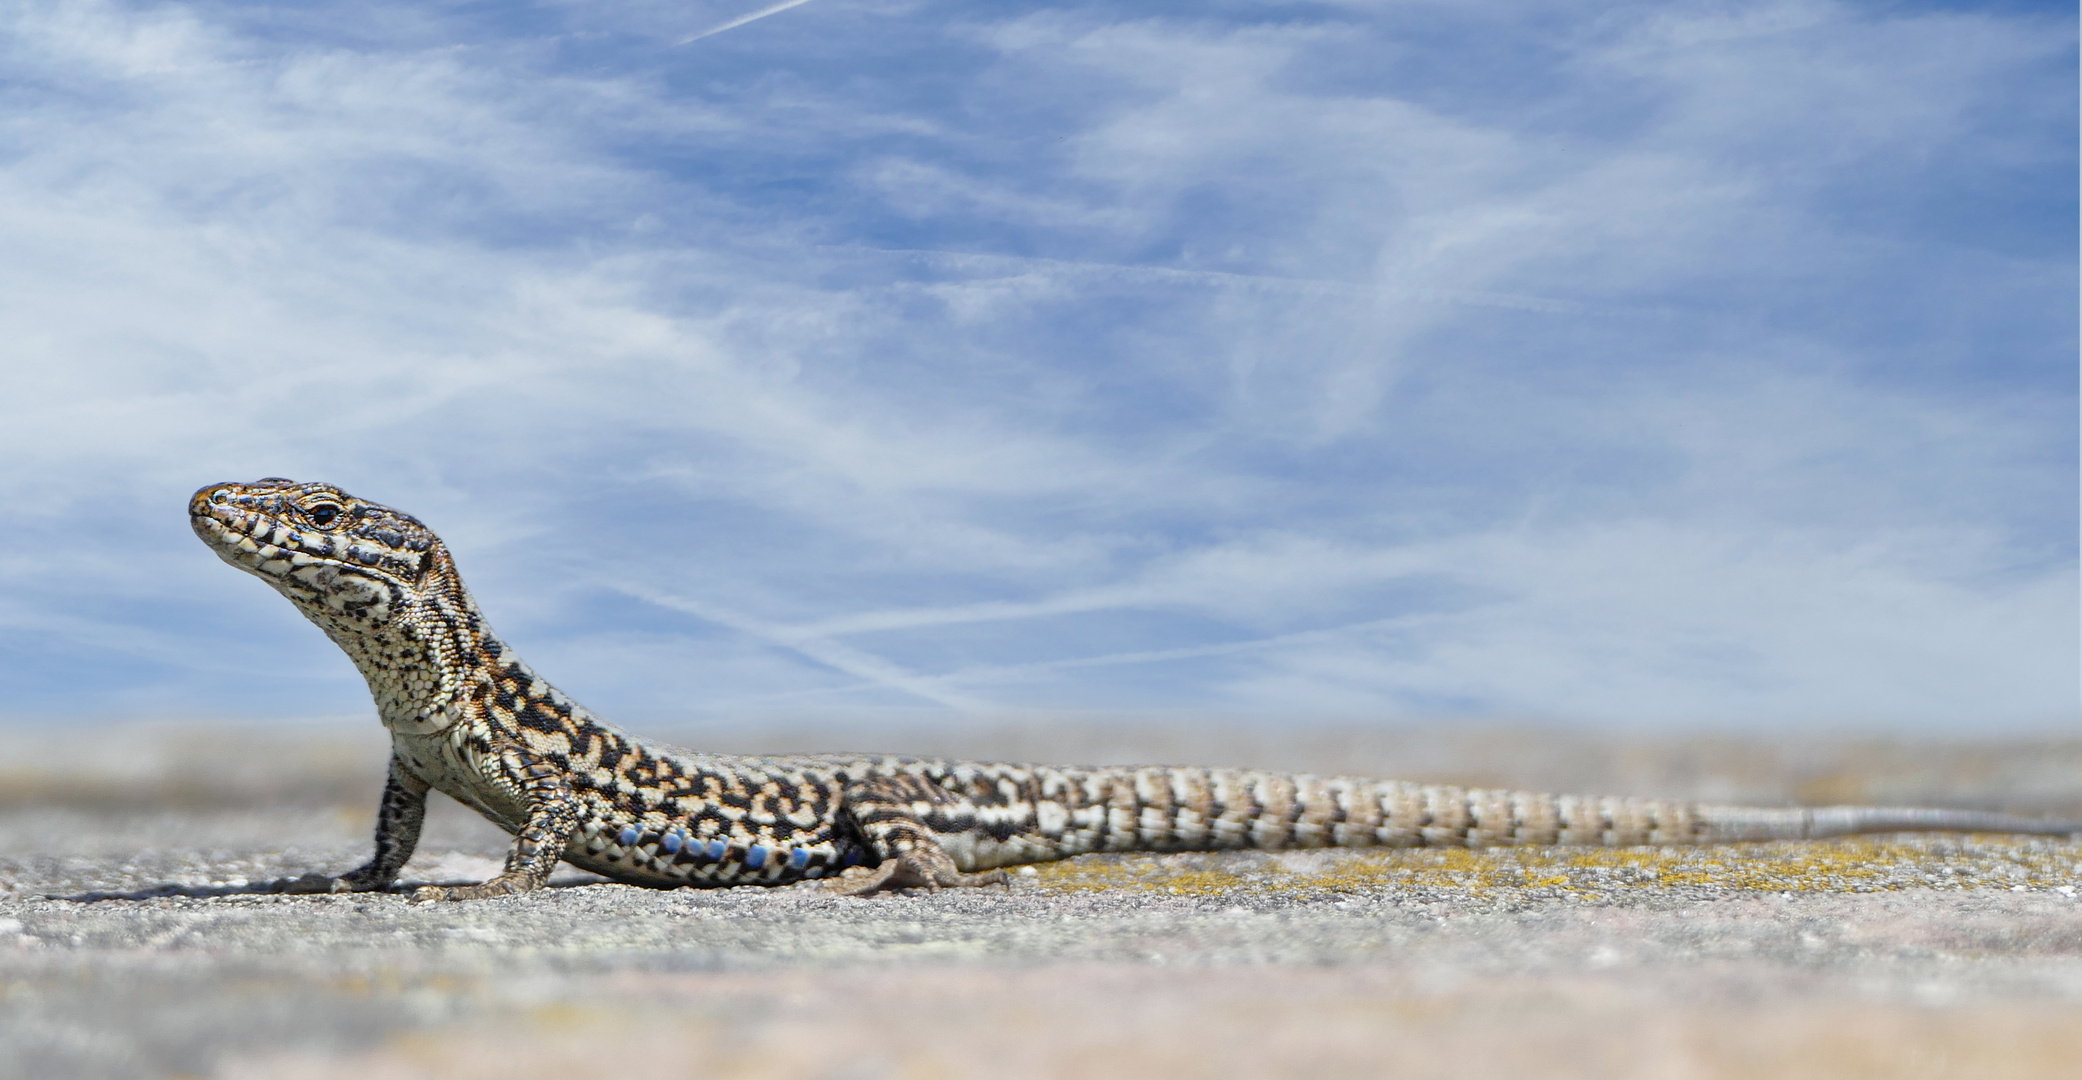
[2,721,2079,1079]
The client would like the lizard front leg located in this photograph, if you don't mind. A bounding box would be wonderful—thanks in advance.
[273,757,429,894]
[413,744,580,902]
[827,774,1011,897]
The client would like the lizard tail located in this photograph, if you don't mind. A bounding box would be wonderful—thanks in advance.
[1303,782,2082,849]
[1077,770,2082,852]
[937,767,2082,866]
[1693,805,2082,843]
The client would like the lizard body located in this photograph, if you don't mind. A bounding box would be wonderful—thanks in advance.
[189,479,2081,901]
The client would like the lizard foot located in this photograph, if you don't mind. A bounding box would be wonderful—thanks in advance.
[410,875,532,902]
[269,872,360,895]
[825,855,1011,897]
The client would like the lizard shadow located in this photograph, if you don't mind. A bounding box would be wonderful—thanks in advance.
[51,876,614,903]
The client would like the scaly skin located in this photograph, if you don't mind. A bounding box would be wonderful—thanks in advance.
[189,479,2082,901]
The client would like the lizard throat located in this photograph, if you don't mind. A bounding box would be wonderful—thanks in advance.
[319,612,473,736]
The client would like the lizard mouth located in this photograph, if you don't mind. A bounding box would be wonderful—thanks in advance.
[190,507,322,583]
[189,489,370,581]
[191,508,404,626]
[189,485,306,577]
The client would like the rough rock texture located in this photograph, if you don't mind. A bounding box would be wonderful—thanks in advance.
[2,721,2079,1079]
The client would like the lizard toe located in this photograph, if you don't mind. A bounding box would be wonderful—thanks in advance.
[412,876,530,902]
[269,872,353,895]
[824,859,903,897]
[824,856,1011,897]
[958,869,1012,890]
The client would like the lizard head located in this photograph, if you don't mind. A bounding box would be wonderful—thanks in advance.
[189,478,444,631]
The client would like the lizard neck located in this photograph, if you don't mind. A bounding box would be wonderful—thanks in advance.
[302,548,504,737]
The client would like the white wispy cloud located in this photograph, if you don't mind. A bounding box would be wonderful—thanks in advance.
[0,0,2068,729]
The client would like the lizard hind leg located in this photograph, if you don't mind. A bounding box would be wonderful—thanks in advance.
[826,846,1010,897]
[826,774,1013,898]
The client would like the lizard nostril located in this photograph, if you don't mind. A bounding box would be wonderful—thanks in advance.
[209,489,230,506]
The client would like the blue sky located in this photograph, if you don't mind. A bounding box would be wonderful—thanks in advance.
[0,0,2073,730]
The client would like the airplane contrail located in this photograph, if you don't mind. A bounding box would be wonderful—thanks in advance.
[679,0,820,44]
[608,583,998,712]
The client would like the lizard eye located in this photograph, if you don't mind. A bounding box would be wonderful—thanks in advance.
[307,504,341,528]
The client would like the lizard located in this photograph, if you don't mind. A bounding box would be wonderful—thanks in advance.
[190,477,2082,901]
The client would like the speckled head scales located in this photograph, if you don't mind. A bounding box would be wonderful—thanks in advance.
[188,478,442,628]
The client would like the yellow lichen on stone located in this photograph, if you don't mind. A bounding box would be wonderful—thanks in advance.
[1027,837,2082,899]
[1029,858,1246,895]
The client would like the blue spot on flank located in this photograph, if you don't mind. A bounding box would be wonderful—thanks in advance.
[662,831,682,854]
[789,848,809,870]
[618,827,640,847]
[841,848,862,868]
[707,838,727,859]
[745,845,767,869]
